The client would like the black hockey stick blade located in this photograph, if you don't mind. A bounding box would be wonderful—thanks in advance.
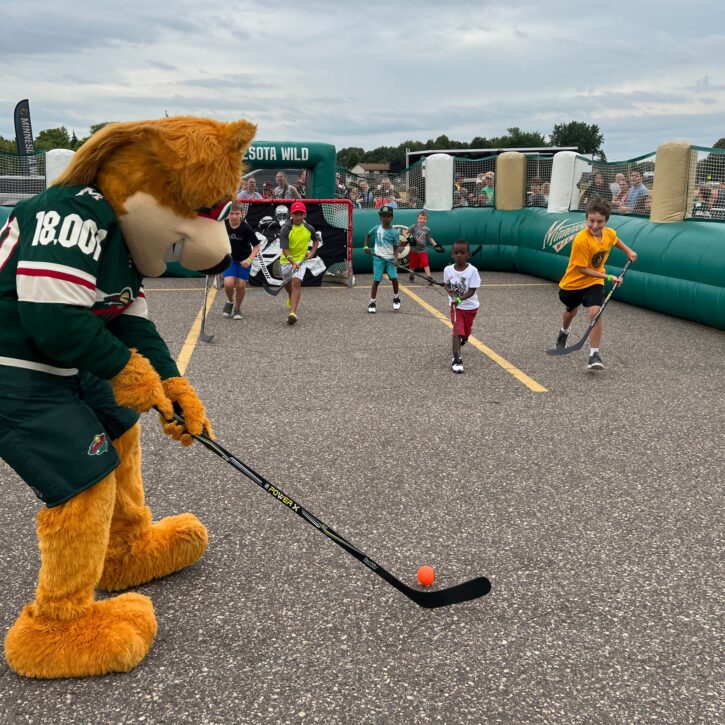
[262,280,286,296]
[199,277,214,343]
[546,259,634,356]
[171,413,491,609]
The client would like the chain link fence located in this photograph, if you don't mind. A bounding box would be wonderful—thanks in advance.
[0,151,46,205]
[687,146,725,221]
[452,156,497,208]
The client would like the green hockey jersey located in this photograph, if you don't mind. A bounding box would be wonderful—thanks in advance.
[0,185,179,380]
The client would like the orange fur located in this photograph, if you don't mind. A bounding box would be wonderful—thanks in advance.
[161,376,214,445]
[4,476,157,678]
[53,116,257,217]
[99,425,208,591]
[110,349,173,419]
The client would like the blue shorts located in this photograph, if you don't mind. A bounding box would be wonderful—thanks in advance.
[223,261,251,281]
[373,256,398,282]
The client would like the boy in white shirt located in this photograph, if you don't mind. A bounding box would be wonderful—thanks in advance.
[443,240,481,374]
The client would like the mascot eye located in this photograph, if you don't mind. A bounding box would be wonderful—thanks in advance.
[197,200,233,222]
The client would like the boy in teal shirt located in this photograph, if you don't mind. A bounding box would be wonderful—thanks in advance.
[363,205,401,313]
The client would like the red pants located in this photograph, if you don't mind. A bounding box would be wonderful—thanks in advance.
[408,251,429,270]
[450,306,477,338]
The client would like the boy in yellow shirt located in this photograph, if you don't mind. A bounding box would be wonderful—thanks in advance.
[557,199,637,370]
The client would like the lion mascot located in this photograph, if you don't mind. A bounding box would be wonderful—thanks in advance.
[0,116,256,678]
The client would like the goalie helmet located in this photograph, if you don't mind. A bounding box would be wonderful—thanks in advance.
[275,205,289,224]
[258,215,275,228]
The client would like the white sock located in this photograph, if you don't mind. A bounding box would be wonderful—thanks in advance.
[561,327,570,334]
[590,347,599,354]
[370,298,376,303]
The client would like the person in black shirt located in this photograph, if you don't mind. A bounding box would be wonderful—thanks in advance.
[222,202,260,320]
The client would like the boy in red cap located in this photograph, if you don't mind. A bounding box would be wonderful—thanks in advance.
[279,201,320,325]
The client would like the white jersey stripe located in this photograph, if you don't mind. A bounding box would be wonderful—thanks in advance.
[0,219,20,272]
[17,260,97,286]
[17,274,96,307]
[0,356,78,376]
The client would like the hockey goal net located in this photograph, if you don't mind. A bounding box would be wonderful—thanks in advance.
[237,198,353,287]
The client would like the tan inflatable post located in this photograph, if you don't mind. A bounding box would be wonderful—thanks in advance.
[495,152,526,210]
[650,140,694,223]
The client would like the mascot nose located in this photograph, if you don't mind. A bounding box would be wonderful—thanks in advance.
[200,255,231,276]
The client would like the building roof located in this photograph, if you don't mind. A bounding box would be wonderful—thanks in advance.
[357,163,390,171]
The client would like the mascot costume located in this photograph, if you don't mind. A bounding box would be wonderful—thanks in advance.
[0,116,256,678]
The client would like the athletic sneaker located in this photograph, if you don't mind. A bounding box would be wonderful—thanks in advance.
[556,329,569,349]
[451,357,464,374]
[392,296,401,311]
[587,351,604,370]
[368,300,377,314]
[222,302,233,318]
[287,312,297,325]
[233,309,242,320]
[409,273,415,282]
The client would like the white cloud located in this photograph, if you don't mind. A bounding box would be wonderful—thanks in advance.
[1,0,724,156]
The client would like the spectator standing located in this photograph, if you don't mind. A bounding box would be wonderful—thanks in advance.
[691,184,713,218]
[358,180,375,207]
[611,179,629,211]
[262,183,274,199]
[237,178,262,200]
[294,170,308,198]
[610,173,626,198]
[273,171,301,200]
[620,170,648,214]
[379,177,401,204]
[477,172,495,207]
[527,177,547,207]
[580,172,613,207]
[335,172,348,199]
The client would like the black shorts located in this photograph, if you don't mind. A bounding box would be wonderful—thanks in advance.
[558,284,605,311]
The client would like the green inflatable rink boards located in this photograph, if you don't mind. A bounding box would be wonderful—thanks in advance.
[351,207,725,331]
[2,203,723,330]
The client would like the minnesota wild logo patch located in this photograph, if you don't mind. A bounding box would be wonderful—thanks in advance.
[88,432,109,456]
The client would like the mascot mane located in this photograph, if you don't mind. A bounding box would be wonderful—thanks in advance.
[53,116,257,216]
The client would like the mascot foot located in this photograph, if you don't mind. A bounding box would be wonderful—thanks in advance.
[99,513,208,591]
[4,593,156,679]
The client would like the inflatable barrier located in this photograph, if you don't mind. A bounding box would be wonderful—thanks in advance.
[352,207,725,331]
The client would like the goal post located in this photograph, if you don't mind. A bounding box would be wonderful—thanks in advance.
[237,198,354,287]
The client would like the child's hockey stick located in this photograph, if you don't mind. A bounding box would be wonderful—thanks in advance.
[252,243,287,296]
[546,259,634,356]
[171,412,491,608]
[373,245,483,288]
[199,276,214,343]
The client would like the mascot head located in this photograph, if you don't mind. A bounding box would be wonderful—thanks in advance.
[53,116,257,276]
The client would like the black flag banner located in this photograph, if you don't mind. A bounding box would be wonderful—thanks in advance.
[13,99,38,174]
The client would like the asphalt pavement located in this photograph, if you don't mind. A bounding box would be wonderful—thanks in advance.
[1,272,723,724]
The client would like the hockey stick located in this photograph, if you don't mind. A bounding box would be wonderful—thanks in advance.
[372,246,483,289]
[254,248,287,297]
[199,276,214,343]
[546,259,634,356]
[171,412,491,608]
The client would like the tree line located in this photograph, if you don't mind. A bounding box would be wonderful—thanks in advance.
[1,120,723,174]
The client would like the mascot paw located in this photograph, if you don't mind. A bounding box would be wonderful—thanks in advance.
[111,350,173,419]
[4,593,156,679]
[99,513,208,591]
[159,377,213,445]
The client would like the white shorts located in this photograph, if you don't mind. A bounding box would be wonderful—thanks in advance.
[281,261,307,282]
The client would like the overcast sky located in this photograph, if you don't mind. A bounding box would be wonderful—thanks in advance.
[1,1,723,160]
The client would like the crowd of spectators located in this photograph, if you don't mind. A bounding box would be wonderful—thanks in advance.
[236,165,724,221]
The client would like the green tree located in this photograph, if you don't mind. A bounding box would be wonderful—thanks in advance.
[713,137,725,149]
[34,126,73,151]
[550,121,605,159]
[0,135,17,153]
[336,146,365,169]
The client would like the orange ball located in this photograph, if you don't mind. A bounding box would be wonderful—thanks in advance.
[417,565,435,587]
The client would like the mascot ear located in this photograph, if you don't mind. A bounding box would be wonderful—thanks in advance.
[51,117,257,217]
[224,119,258,154]
[53,121,152,187]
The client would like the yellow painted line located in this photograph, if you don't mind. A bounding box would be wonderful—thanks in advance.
[176,287,217,376]
[399,285,548,393]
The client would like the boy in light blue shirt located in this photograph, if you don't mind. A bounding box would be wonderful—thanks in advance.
[363,206,401,313]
